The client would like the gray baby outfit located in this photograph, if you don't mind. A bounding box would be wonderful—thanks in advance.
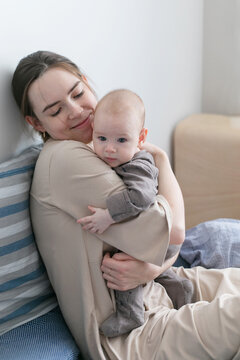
[100,150,193,338]
[107,150,159,222]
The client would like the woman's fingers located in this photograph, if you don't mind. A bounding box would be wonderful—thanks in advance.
[101,253,122,272]
[101,252,139,291]
[105,281,121,290]
[101,252,163,290]
[101,253,120,278]
[111,252,136,261]
[102,270,117,281]
[102,269,125,290]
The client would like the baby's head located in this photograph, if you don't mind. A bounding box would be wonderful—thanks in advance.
[92,89,147,167]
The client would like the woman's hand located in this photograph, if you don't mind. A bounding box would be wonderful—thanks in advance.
[101,252,163,291]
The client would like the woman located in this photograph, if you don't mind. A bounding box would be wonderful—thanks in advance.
[11,51,240,360]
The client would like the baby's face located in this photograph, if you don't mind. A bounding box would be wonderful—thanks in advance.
[92,109,141,167]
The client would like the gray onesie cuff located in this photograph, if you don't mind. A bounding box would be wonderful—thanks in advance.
[165,244,181,260]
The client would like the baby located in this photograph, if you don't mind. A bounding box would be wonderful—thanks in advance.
[78,89,193,337]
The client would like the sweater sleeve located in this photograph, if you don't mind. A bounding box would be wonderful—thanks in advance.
[34,141,171,266]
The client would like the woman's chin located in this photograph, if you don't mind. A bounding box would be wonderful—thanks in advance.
[71,128,93,143]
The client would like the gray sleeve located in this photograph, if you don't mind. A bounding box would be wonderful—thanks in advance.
[107,154,158,222]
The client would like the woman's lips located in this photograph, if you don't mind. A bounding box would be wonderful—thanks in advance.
[71,115,91,129]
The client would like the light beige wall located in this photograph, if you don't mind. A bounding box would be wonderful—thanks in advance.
[202,0,240,115]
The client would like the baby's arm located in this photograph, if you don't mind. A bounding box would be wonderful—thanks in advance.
[78,151,158,234]
[107,151,159,222]
[77,205,115,234]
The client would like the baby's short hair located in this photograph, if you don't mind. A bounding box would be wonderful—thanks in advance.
[95,89,145,130]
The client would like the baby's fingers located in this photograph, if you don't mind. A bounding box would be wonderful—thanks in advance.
[82,222,95,231]
[77,216,91,224]
[88,205,96,213]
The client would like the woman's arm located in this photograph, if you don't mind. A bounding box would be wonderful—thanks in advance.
[99,141,185,291]
[49,141,172,267]
[100,251,179,291]
[140,142,185,246]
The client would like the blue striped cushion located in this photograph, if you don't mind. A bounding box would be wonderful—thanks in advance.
[0,146,57,335]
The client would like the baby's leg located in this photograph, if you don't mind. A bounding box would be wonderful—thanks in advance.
[155,268,194,309]
[100,285,144,337]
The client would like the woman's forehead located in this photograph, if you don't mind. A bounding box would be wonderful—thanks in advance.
[28,68,81,109]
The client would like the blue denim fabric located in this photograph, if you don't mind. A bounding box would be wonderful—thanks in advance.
[180,219,240,268]
[173,255,190,268]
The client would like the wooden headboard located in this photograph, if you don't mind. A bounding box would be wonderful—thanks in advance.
[173,114,240,229]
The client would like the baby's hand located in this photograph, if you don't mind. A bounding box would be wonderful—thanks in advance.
[77,206,115,234]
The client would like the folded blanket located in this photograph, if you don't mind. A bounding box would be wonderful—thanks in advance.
[180,219,240,268]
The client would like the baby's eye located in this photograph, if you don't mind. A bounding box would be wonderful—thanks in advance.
[51,108,62,117]
[98,136,107,141]
[118,138,127,143]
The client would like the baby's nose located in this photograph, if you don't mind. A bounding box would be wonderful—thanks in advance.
[105,143,116,153]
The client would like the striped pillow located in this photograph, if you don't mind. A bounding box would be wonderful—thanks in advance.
[0,146,57,335]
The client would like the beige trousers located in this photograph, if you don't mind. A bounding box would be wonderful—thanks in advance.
[103,266,240,360]
[153,266,240,360]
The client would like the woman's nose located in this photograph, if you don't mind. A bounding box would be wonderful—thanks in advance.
[68,101,83,119]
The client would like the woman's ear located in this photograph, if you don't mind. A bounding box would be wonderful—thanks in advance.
[25,115,45,133]
[138,128,148,146]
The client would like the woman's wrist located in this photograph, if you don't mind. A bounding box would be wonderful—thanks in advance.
[143,262,164,282]
[140,142,166,158]
[154,148,170,166]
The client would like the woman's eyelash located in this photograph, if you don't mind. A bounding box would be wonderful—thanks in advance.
[50,90,84,117]
[74,90,84,99]
[51,108,62,117]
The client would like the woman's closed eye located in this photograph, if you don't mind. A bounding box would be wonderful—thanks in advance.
[73,90,84,99]
[51,107,62,117]
[50,91,84,117]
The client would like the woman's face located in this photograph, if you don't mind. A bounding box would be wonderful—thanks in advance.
[26,67,97,143]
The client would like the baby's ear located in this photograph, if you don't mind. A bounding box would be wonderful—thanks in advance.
[138,128,148,146]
